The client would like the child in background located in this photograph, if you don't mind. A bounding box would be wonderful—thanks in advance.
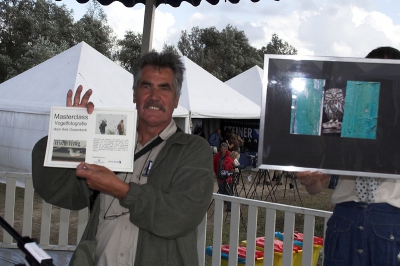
[230,151,240,172]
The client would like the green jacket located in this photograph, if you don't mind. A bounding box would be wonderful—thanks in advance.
[32,131,214,266]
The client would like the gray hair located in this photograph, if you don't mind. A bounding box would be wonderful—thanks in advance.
[132,52,185,98]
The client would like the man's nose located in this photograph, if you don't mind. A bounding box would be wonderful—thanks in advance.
[148,87,161,99]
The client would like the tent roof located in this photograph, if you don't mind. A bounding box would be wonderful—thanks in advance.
[180,57,261,119]
[224,65,264,107]
[0,42,260,120]
[0,42,188,117]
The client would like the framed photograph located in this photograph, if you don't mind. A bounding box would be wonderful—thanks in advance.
[259,55,400,179]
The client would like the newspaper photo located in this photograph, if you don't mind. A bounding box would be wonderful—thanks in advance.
[44,106,137,172]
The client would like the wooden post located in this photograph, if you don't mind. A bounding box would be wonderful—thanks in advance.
[141,0,156,56]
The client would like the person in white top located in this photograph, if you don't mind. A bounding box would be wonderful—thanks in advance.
[296,46,400,266]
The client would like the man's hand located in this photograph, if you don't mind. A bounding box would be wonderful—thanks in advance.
[76,162,130,200]
[66,85,95,114]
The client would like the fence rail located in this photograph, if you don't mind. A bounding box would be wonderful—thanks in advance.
[0,175,332,265]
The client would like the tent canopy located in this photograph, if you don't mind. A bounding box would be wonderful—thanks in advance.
[180,57,261,119]
[225,65,264,107]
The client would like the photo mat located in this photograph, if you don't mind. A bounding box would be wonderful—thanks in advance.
[259,55,400,179]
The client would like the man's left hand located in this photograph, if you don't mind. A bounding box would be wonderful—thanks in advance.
[76,162,130,199]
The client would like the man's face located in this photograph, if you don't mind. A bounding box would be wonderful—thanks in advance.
[217,129,221,135]
[134,65,179,130]
[220,146,227,155]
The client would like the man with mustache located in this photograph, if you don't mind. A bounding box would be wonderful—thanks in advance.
[32,52,214,266]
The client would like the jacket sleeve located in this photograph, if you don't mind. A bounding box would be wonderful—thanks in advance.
[120,134,214,239]
[32,136,92,210]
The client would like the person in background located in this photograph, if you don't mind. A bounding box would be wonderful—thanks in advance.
[296,46,400,266]
[193,125,205,138]
[328,175,339,189]
[99,119,107,134]
[117,119,124,135]
[230,151,241,173]
[213,142,235,212]
[209,128,223,154]
[32,52,214,266]
[226,129,239,152]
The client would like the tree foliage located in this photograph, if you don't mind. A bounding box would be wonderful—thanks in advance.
[114,30,142,73]
[73,0,116,58]
[0,0,116,83]
[0,0,298,84]
[0,0,74,82]
[162,42,180,56]
[178,25,263,81]
[259,33,298,57]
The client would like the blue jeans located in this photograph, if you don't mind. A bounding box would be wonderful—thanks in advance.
[324,201,400,266]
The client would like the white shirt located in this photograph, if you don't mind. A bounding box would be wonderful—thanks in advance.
[95,120,177,265]
[332,175,400,208]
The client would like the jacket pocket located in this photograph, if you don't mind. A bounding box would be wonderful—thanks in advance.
[372,224,400,266]
[324,215,352,261]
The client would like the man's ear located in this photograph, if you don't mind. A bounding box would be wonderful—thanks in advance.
[174,97,180,108]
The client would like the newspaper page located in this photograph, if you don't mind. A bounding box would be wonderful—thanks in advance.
[44,106,137,172]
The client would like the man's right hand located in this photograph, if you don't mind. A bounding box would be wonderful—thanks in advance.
[66,85,95,114]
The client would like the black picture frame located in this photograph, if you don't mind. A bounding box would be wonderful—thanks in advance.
[259,55,400,179]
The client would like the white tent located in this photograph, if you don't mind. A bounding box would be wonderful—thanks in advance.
[180,57,261,119]
[224,65,264,107]
[0,43,261,174]
[0,42,189,174]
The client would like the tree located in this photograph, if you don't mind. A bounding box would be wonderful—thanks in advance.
[73,0,116,59]
[0,0,75,82]
[259,33,297,57]
[114,30,142,73]
[178,25,262,81]
[162,43,180,56]
[0,0,118,83]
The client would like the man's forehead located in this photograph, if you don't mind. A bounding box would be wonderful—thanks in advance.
[140,65,174,83]
[143,65,173,74]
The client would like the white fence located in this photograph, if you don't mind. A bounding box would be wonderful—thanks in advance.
[0,175,332,265]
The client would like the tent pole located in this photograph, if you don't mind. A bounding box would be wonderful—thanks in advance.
[141,0,156,55]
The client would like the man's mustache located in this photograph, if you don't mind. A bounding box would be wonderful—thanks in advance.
[143,100,166,112]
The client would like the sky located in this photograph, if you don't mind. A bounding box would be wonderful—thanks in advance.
[56,0,400,58]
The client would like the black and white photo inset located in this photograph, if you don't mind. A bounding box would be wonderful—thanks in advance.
[51,140,86,162]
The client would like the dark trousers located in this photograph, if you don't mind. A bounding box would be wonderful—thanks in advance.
[328,175,339,189]
[217,179,233,210]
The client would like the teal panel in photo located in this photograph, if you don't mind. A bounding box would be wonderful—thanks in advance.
[341,81,380,139]
[290,79,324,135]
